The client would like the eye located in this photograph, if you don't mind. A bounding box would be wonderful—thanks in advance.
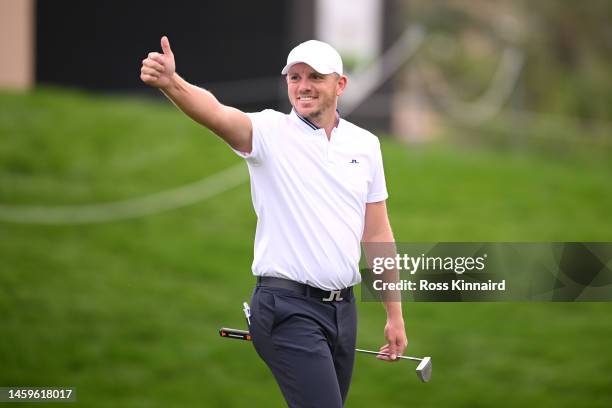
[289,75,299,81]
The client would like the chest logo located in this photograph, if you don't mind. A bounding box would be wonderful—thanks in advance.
[350,159,359,164]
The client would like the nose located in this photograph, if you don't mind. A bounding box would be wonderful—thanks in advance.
[297,78,313,94]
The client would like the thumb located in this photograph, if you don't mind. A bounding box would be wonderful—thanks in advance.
[161,36,173,55]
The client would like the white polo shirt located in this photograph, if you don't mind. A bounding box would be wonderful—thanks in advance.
[233,109,388,290]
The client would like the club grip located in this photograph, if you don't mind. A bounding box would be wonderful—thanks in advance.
[219,327,252,341]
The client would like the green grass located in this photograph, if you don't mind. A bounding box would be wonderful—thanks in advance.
[1,88,611,407]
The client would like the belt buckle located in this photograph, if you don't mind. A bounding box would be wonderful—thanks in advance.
[322,290,343,302]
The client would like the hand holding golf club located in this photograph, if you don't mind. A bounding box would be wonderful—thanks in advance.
[377,316,408,362]
[140,36,176,89]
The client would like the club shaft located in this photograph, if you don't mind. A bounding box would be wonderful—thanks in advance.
[220,329,424,362]
[354,348,422,362]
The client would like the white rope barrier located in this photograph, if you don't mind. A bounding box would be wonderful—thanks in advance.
[417,46,525,125]
[0,163,248,225]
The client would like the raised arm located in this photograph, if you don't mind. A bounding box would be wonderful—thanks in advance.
[140,36,253,153]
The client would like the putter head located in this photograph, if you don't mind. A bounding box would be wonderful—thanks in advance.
[416,357,432,382]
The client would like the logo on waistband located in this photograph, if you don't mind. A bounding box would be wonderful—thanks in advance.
[322,290,344,302]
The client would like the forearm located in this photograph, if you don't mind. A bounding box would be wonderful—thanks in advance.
[367,243,404,320]
[161,73,224,132]
[160,73,250,151]
[363,229,403,319]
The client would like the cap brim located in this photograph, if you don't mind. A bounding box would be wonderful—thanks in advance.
[281,61,335,75]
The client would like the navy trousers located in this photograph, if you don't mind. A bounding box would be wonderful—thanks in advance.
[250,284,357,408]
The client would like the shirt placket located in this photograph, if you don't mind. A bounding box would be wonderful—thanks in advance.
[326,128,337,164]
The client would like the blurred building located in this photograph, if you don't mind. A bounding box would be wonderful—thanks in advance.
[0,0,34,90]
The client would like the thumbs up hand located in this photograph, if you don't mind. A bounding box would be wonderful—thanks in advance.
[140,36,176,89]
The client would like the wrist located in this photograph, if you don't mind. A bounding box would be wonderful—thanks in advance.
[387,314,404,325]
[161,72,180,94]
[384,302,403,321]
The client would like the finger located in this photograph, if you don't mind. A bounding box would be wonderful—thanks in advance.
[148,52,165,64]
[141,67,160,77]
[375,344,397,362]
[376,345,389,356]
[376,354,398,362]
[142,59,165,73]
[397,337,408,355]
[376,345,389,359]
[161,35,173,55]
[140,73,158,83]
[379,344,389,352]
[387,340,398,360]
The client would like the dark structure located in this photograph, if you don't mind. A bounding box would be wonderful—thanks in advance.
[36,0,307,112]
[36,0,396,130]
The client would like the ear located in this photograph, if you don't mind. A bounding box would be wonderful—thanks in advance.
[336,75,348,96]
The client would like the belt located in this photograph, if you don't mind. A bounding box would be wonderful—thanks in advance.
[256,276,353,302]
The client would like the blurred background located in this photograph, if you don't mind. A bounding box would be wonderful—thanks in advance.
[1,0,611,407]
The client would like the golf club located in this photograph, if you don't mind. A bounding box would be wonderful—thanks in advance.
[219,327,432,382]
[355,348,432,382]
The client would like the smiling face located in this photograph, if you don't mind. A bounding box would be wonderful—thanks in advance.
[286,63,347,127]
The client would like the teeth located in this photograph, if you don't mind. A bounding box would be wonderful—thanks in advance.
[299,96,313,100]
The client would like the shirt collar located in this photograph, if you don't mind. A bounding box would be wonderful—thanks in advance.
[290,109,341,131]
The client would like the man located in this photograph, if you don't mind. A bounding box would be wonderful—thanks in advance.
[141,37,407,407]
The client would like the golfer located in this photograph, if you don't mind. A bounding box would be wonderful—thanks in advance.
[141,37,407,407]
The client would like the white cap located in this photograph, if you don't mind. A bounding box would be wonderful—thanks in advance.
[281,40,343,76]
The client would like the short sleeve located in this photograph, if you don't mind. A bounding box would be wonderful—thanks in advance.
[366,139,389,203]
[231,109,278,165]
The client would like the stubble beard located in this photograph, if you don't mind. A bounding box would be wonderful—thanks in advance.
[301,96,333,123]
